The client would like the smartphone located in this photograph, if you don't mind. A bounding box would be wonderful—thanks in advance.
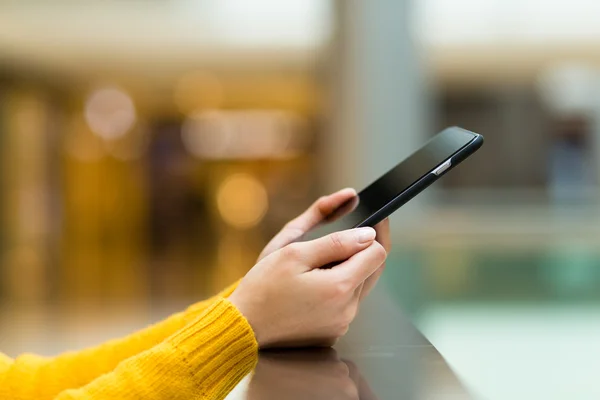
[300,127,484,242]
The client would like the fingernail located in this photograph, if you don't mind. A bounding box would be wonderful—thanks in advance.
[340,187,357,196]
[356,227,376,243]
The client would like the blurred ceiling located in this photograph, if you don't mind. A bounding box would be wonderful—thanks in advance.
[417,0,600,46]
[0,0,333,82]
[418,0,600,86]
[3,0,600,87]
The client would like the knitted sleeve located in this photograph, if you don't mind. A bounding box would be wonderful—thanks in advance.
[0,281,241,400]
[55,299,258,400]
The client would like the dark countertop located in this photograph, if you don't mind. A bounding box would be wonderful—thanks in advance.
[231,287,472,400]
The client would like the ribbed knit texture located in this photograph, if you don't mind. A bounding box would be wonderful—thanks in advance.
[0,281,259,400]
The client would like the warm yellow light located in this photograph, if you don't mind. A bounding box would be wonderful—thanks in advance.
[64,116,105,162]
[105,125,149,161]
[174,71,224,114]
[216,173,268,229]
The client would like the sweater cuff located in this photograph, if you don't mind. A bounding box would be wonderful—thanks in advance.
[169,298,258,397]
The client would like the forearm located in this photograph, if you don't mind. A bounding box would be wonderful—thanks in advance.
[0,281,240,400]
[54,299,258,400]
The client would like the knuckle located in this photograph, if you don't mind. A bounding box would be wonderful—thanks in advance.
[281,243,301,260]
[328,233,345,252]
[323,276,354,300]
[314,196,328,209]
[334,278,354,296]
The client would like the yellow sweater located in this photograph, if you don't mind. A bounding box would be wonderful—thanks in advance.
[0,281,258,400]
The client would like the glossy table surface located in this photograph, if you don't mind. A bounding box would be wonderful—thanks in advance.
[226,288,471,400]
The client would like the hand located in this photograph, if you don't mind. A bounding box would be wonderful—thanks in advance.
[258,188,391,302]
[229,228,387,348]
[358,218,390,301]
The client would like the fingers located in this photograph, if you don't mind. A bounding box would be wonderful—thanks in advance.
[285,227,376,270]
[359,263,385,301]
[327,241,387,289]
[258,188,357,261]
[358,218,391,300]
[286,188,357,233]
[374,218,390,254]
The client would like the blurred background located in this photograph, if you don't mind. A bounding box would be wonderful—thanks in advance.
[1,0,600,398]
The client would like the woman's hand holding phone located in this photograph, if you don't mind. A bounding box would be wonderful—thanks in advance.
[228,189,391,348]
[231,128,481,348]
[258,189,390,302]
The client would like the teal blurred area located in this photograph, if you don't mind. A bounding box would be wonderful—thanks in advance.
[384,204,600,399]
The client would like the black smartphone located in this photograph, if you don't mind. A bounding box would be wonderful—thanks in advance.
[300,127,484,242]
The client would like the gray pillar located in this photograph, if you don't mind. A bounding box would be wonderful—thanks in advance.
[592,103,600,192]
[323,0,431,223]
[322,2,430,398]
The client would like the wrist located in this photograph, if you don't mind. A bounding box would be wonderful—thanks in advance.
[228,291,268,348]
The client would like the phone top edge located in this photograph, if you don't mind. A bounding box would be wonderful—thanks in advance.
[447,126,481,139]
[424,131,483,179]
[355,129,484,228]
[357,127,481,195]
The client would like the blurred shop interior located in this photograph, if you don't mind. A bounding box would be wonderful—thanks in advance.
[2,1,600,397]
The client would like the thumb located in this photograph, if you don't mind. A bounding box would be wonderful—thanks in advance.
[289,228,376,271]
[326,241,387,289]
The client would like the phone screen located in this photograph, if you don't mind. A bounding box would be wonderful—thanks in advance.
[300,128,477,242]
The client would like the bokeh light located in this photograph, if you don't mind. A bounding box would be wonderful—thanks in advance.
[84,86,137,140]
[181,110,309,159]
[216,173,268,229]
[181,110,234,158]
